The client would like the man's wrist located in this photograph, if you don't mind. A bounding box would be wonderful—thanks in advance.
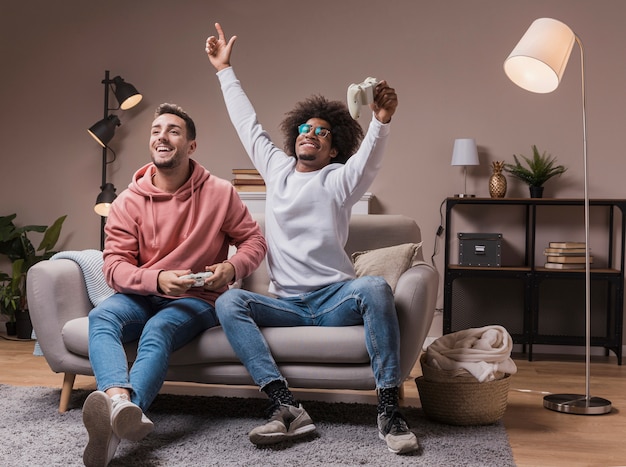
[156,270,164,294]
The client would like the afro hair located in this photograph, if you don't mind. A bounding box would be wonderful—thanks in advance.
[279,95,364,164]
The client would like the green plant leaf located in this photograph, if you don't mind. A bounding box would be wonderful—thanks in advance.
[11,260,23,286]
[504,145,567,187]
[0,213,66,313]
[38,215,67,252]
[0,214,17,242]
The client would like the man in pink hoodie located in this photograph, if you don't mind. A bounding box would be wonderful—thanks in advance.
[81,103,267,467]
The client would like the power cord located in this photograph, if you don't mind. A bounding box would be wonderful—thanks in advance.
[430,198,447,268]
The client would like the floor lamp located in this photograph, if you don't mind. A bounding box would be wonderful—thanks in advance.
[504,18,611,415]
[88,70,142,250]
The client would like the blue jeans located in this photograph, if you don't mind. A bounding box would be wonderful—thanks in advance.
[88,294,219,411]
[215,276,401,390]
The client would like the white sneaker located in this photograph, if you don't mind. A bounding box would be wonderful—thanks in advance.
[110,394,154,441]
[83,391,120,467]
[248,403,316,445]
[377,405,420,454]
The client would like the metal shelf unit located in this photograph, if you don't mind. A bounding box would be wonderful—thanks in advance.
[443,197,626,364]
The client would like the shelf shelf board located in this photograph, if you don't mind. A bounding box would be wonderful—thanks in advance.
[535,267,620,274]
[448,265,530,272]
[447,265,620,275]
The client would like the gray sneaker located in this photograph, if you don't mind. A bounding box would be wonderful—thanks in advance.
[249,403,317,445]
[83,391,120,467]
[110,394,154,441]
[377,406,419,454]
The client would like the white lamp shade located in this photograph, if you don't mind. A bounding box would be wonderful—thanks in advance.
[504,18,575,94]
[451,138,479,166]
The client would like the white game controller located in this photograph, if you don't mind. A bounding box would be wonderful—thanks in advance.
[180,271,214,287]
[347,77,378,119]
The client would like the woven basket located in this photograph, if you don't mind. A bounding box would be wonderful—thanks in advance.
[415,374,510,425]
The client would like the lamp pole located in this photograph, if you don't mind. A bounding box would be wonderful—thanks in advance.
[99,70,111,251]
[577,35,592,404]
[90,69,141,249]
[540,33,610,415]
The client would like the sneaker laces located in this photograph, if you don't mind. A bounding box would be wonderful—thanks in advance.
[111,393,130,407]
[264,400,300,420]
[265,400,292,421]
[382,407,410,435]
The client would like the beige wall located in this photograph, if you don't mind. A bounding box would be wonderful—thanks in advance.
[2,0,626,315]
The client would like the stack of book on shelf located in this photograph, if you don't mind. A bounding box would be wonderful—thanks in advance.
[544,241,592,269]
[231,168,265,192]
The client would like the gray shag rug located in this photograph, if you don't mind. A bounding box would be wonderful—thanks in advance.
[1,384,515,466]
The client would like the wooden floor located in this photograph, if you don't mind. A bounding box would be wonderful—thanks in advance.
[2,333,626,467]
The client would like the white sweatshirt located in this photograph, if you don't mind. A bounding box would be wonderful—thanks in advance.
[217,67,390,297]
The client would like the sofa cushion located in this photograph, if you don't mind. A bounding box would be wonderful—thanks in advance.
[62,317,90,356]
[170,326,369,365]
[62,317,370,365]
[351,242,423,292]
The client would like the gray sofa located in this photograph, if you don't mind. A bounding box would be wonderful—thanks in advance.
[27,214,438,412]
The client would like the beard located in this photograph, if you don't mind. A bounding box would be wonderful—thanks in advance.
[152,151,181,169]
[297,153,316,161]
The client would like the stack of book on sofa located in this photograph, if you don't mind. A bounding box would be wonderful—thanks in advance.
[231,168,265,192]
[543,241,592,269]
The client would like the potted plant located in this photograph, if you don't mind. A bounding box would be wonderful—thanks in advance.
[504,145,567,198]
[0,213,66,338]
[0,270,21,335]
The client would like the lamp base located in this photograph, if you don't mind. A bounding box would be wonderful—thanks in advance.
[543,394,612,415]
[454,193,476,198]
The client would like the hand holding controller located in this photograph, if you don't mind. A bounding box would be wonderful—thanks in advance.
[347,77,378,119]
[180,271,214,287]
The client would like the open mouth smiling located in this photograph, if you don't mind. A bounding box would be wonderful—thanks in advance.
[299,139,320,150]
[156,145,173,153]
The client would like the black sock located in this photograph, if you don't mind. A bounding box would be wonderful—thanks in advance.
[262,380,297,407]
[377,387,399,414]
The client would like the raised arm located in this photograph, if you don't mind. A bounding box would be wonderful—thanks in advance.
[205,22,237,72]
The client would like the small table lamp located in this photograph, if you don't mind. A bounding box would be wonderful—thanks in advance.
[451,138,479,198]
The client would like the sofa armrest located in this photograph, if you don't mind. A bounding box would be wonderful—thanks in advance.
[27,259,94,374]
[393,262,439,381]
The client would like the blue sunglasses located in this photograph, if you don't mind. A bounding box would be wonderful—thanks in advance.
[298,123,331,138]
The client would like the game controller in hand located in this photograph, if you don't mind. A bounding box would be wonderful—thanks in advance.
[180,271,214,287]
[347,77,379,119]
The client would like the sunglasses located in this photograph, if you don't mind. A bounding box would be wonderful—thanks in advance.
[298,123,331,138]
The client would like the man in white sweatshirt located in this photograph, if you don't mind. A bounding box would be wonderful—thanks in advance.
[206,23,418,455]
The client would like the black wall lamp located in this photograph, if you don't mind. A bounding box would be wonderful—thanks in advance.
[88,70,142,249]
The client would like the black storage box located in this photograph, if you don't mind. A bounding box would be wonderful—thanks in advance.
[458,233,502,267]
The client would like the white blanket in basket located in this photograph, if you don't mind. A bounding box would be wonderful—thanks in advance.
[425,325,517,382]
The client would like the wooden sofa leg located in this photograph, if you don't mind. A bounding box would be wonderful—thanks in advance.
[398,384,405,400]
[59,372,76,413]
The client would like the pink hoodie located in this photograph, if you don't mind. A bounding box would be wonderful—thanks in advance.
[103,159,266,305]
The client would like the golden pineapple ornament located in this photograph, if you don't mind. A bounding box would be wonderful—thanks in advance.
[489,161,507,198]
